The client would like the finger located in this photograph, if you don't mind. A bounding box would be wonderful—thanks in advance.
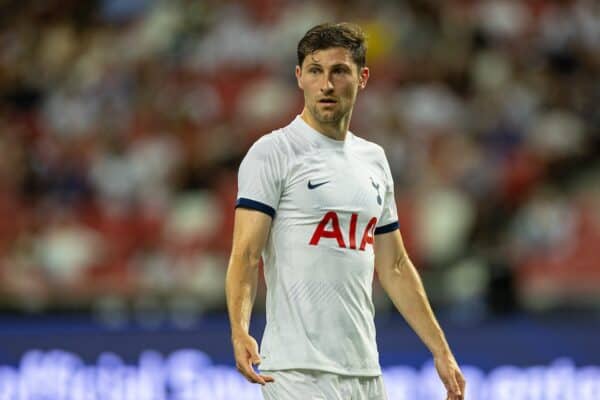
[457,371,466,392]
[248,347,261,365]
[236,359,266,385]
[244,365,267,384]
[236,363,254,383]
[446,374,462,398]
[251,372,267,385]
[245,358,267,385]
[456,372,467,390]
[260,374,275,383]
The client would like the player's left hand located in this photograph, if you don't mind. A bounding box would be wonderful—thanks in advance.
[434,352,466,400]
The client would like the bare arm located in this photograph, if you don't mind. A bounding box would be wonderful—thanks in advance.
[225,208,274,385]
[374,229,465,399]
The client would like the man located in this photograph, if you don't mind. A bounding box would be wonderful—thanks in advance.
[226,22,466,400]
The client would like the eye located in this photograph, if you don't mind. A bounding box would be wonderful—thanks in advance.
[334,65,351,74]
[308,67,321,74]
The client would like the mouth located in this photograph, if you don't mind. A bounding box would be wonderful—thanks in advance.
[318,98,337,105]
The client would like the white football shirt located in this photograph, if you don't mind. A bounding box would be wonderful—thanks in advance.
[236,116,399,376]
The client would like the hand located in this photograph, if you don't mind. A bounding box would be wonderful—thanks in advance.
[434,352,466,400]
[231,332,274,385]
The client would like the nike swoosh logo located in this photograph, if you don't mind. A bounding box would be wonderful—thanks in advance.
[308,180,330,189]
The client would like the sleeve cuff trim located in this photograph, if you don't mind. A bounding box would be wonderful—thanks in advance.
[235,198,276,218]
[374,221,399,235]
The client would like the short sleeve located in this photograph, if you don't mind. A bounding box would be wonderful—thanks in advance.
[236,135,285,218]
[375,151,399,235]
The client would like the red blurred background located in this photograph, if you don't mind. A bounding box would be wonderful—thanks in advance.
[1,0,599,322]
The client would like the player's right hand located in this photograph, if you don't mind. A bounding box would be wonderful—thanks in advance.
[231,332,274,385]
[434,352,465,400]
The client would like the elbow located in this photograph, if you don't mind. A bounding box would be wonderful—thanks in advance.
[247,252,262,269]
[392,253,409,276]
[377,258,403,284]
[231,248,262,269]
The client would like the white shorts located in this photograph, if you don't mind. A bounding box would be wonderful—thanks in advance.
[260,369,388,400]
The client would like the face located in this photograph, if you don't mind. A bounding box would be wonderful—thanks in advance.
[296,47,369,125]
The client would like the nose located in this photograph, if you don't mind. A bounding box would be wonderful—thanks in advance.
[320,74,334,95]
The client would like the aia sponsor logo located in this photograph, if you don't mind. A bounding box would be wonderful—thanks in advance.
[309,211,377,251]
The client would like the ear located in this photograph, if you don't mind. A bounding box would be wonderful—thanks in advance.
[358,66,370,90]
[295,65,303,89]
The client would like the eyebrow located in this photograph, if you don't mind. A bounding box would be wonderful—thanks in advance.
[306,63,352,69]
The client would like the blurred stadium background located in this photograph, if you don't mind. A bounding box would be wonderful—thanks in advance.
[1,0,599,399]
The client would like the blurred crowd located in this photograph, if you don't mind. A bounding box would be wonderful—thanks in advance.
[1,0,599,322]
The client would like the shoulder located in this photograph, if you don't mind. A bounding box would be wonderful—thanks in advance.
[351,135,387,162]
[351,134,393,184]
[248,129,283,154]
[245,128,291,161]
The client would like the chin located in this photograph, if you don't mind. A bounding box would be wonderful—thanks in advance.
[317,115,340,123]
[314,110,343,123]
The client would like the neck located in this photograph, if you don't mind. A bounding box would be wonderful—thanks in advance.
[300,108,351,141]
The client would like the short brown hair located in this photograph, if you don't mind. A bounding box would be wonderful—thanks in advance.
[297,22,367,69]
